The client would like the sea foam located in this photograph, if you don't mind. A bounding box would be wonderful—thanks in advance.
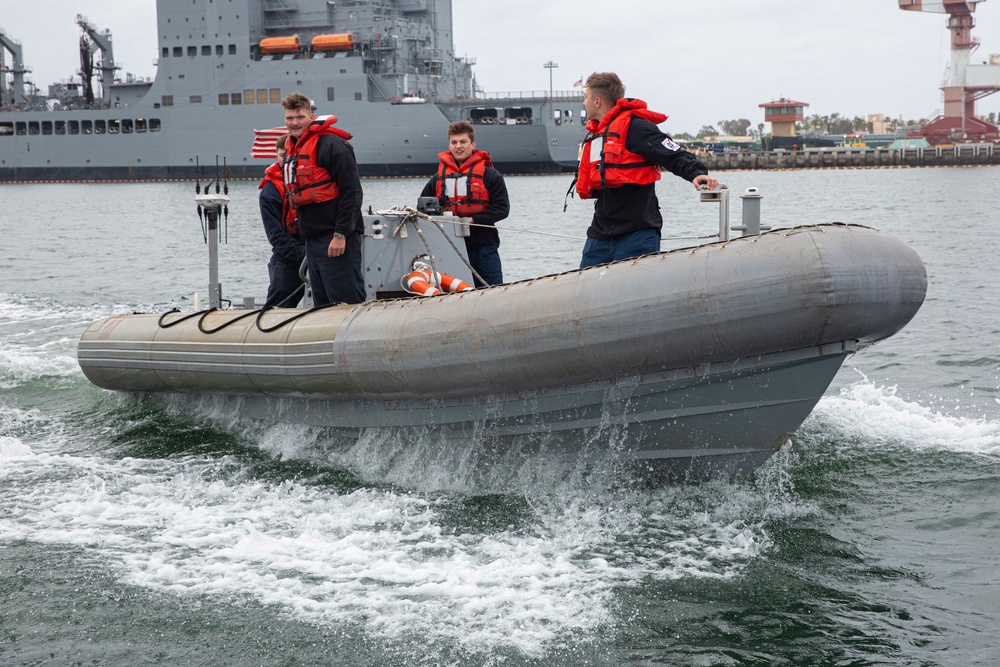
[815,379,1000,458]
[0,439,790,657]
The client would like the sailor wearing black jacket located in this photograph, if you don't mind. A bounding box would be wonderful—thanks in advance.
[281,92,366,306]
[577,72,719,269]
[420,120,510,286]
[258,135,305,308]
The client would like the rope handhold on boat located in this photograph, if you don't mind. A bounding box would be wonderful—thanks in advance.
[401,255,474,297]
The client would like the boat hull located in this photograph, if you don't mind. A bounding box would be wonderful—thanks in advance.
[144,342,852,482]
[77,224,927,480]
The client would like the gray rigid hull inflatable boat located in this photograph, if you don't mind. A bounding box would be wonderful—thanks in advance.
[78,220,927,481]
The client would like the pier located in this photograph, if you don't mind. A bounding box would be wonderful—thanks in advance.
[699,144,1000,170]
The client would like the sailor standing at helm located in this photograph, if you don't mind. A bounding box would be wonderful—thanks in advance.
[575,72,719,269]
[420,120,510,287]
[280,92,366,306]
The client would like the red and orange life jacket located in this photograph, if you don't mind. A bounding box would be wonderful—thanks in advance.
[434,149,493,217]
[259,162,298,234]
[575,98,667,200]
[283,115,353,208]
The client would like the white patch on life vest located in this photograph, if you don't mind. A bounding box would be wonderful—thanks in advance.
[661,137,681,152]
[445,175,468,199]
[589,137,603,162]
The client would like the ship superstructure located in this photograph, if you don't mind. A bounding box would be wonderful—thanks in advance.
[0,0,584,181]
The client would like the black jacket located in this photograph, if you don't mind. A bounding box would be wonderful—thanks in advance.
[259,181,305,265]
[587,117,708,240]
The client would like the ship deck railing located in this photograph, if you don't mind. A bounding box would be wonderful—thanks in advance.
[464,90,584,103]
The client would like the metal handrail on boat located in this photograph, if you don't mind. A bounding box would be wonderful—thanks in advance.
[696,185,769,243]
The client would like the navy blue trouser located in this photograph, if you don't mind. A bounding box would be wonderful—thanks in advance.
[467,244,503,287]
[304,231,367,306]
[265,256,305,308]
[579,228,660,269]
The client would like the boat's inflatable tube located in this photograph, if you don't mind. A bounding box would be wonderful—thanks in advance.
[78,224,927,400]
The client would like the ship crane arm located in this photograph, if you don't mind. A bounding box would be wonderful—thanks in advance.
[75,14,118,105]
[898,0,984,13]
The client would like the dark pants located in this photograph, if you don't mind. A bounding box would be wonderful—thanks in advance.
[265,256,304,308]
[579,228,660,269]
[304,231,366,306]
[467,244,503,287]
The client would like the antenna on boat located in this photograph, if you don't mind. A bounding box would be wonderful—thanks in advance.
[195,156,207,242]
[221,157,229,244]
[194,156,230,309]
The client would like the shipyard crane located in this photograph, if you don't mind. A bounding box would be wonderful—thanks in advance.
[75,14,118,107]
[0,27,31,107]
[899,0,1000,143]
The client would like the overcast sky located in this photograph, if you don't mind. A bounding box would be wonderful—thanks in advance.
[3,0,999,135]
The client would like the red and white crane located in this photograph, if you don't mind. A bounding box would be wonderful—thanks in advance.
[899,0,1000,142]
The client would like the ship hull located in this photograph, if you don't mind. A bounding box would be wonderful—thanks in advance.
[0,102,582,182]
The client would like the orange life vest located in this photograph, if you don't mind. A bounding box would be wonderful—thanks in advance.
[434,149,493,217]
[259,162,298,234]
[575,98,667,200]
[283,115,353,208]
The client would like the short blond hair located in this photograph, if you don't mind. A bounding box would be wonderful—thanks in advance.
[584,72,625,105]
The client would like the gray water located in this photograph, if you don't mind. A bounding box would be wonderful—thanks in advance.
[1,167,998,666]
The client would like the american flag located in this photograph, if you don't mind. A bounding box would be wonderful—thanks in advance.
[573,77,583,88]
[251,126,287,159]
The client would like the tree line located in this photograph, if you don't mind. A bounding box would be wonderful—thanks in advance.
[672,111,1000,140]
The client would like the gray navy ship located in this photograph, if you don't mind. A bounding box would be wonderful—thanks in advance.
[0,0,585,182]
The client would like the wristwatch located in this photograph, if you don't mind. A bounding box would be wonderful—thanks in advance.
[333,232,346,240]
